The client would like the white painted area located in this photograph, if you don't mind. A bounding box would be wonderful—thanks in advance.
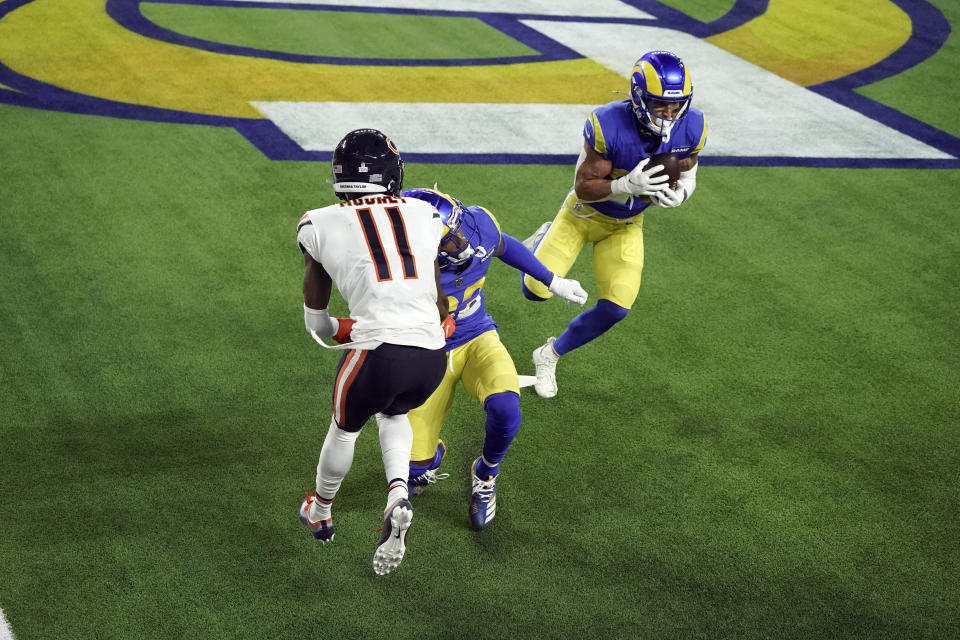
[253,101,589,155]
[227,0,653,18]
[0,608,15,640]
[524,20,953,159]
[248,13,953,160]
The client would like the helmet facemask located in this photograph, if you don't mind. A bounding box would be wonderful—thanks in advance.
[438,209,476,268]
[400,187,478,268]
[633,94,691,143]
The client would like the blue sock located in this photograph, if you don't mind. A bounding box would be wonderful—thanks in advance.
[409,462,429,478]
[554,299,629,355]
[475,392,522,478]
[409,441,444,478]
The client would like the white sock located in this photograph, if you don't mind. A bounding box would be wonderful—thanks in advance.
[376,412,413,510]
[312,417,361,520]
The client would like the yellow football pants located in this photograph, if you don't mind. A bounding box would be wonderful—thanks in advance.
[523,191,645,309]
[408,330,519,461]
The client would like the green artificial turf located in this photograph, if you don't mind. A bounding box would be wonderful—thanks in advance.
[2,102,958,638]
[1,2,959,639]
[140,3,536,59]
[655,0,736,24]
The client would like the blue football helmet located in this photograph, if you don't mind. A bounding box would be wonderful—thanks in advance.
[401,187,477,268]
[629,51,692,143]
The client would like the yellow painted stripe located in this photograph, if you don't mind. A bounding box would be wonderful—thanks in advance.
[0,0,623,118]
[706,0,911,86]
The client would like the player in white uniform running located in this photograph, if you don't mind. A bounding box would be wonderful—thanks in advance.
[296,129,455,575]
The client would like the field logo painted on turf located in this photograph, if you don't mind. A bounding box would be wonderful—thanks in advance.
[0,0,956,166]
[0,608,15,640]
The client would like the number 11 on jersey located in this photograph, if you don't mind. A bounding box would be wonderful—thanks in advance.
[356,207,418,282]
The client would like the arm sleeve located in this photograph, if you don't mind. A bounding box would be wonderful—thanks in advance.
[497,233,553,285]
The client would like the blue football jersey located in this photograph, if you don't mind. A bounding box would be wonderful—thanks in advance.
[441,205,503,350]
[582,99,707,219]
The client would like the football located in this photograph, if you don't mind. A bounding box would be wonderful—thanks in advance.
[648,152,680,190]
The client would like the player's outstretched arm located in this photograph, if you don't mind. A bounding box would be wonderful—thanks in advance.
[546,276,588,306]
[496,234,588,306]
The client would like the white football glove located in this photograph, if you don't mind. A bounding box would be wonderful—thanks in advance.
[649,182,686,208]
[610,158,669,197]
[547,275,589,306]
[650,164,697,209]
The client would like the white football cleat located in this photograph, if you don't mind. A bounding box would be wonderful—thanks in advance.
[522,221,552,252]
[532,337,559,398]
[373,498,413,576]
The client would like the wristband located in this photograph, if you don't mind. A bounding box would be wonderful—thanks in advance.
[304,305,337,337]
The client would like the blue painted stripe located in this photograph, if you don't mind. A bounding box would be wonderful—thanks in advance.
[108,0,584,65]
[0,0,34,19]
[2,0,956,168]
[0,60,238,126]
[812,0,950,89]
[697,0,770,37]
[806,0,960,160]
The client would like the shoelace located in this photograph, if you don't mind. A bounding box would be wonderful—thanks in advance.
[423,469,451,484]
[471,475,496,501]
[410,469,451,486]
[535,342,558,365]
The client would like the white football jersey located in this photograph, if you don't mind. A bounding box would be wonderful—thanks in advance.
[298,195,446,350]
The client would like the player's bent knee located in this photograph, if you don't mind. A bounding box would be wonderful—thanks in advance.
[484,392,521,431]
[336,419,364,433]
[597,299,630,324]
[521,276,549,302]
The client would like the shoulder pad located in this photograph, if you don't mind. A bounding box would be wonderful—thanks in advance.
[297,212,313,233]
[475,206,501,233]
